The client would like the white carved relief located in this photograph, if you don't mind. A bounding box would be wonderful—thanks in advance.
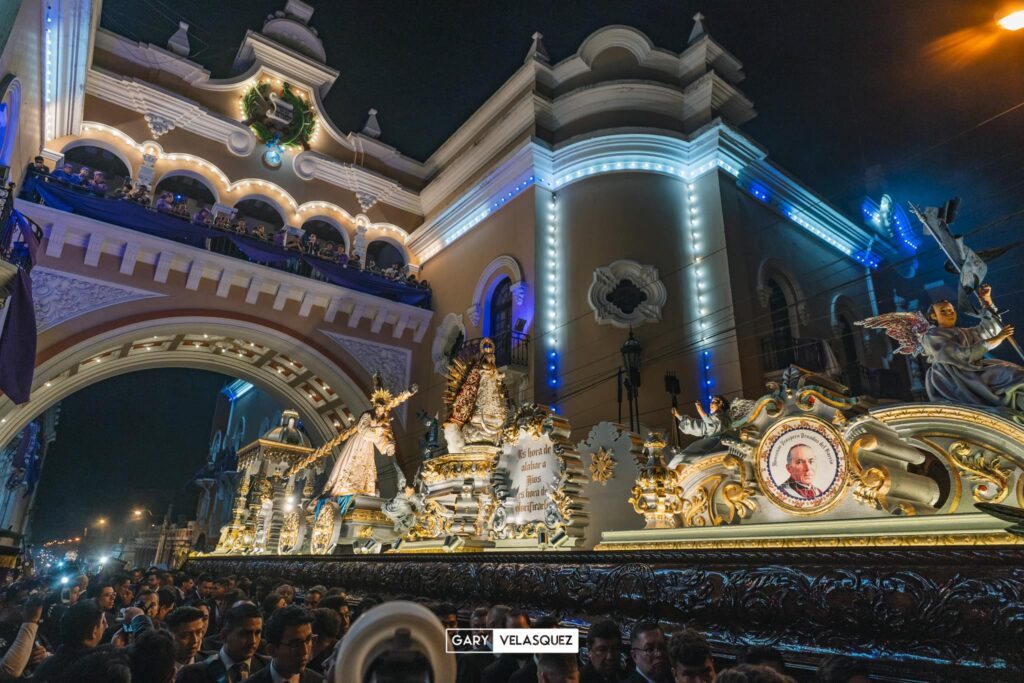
[321,331,412,425]
[586,259,667,328]
[31,268,165,333]
[431,313,466,375]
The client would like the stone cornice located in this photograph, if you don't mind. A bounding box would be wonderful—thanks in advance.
[86,68,256,156]
[15,200,433,343]
[292,151,422,215]
[233,31,339,97]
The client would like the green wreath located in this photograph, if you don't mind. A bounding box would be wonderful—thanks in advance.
[242,81,315,150]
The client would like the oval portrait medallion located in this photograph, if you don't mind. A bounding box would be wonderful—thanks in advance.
[755,417,848,514]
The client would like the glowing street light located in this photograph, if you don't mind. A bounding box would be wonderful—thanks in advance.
[96,518,107,526]
[999,10,1024,30]
[60,576,69,585]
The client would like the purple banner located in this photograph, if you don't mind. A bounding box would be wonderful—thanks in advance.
[0,270,36,404]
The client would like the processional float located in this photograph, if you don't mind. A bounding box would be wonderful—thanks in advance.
[207,197,1024,557]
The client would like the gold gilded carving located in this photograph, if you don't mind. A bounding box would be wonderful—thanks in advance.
[595,532,1024,551]
[421,453,496,485]
[630,456,685,529]
[404,500,453,541]
[721,456,758,523]
[309,504,337,555]
[356,526,375,539]
[277,510,300,554]
[948,441,1011,504]
[342,509,391,525]
[589,448,615,485]
[873,405,1024,444]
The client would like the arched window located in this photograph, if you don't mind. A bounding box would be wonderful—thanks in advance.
[155,174,216,210]
[234,198,285,230]
[301,218,348,251]
[488,278,514,365]
[764,278,795,370]
[63,145,131,185]
[366,240,405,269]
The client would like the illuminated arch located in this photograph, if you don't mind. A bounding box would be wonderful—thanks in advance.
[60,137,134,180]
[0,316,372,451]
[152,168,221,204]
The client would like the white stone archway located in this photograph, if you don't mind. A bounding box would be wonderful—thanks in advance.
[0,316,372,450]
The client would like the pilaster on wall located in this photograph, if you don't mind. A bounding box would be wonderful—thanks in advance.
[43,0,99,143]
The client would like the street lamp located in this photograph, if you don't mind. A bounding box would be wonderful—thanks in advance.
[999,10,1024,30]
[620,329,643,433]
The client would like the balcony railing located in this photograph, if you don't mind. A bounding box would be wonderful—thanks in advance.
[460,332,530,372]
[761,335,830,373]
[19,174,431,309]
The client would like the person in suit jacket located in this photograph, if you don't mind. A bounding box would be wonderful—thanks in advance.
[241,605,323,682]
[622,621,671,683]
[580,620,625,683]
[177,603,267,683]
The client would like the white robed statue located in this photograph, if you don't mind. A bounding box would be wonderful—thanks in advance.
[290,373,417,497]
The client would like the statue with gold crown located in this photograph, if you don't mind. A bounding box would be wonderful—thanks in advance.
[290,372,417,496]
[442,338,510,452]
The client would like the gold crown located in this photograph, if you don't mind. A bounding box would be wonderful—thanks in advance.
[480,338,496,355]
[370,372,393,406]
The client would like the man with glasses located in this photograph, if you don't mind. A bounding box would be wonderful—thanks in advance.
[241,605,323,682]
[624,621,671,683]
[582,619,624,682]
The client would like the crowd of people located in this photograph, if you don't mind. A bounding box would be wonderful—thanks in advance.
[22,157,431,295]
[0,562,877,683]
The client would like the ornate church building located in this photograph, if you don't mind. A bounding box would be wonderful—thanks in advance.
[1,1,1023,678]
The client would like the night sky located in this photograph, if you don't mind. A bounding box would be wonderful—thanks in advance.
[30,1,1024,541]
[31,370,228,542]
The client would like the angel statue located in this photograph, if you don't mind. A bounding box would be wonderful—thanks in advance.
[442,338,509,452]
[858,284,1023,412]
[289,373,417,497]
[667,395,730,469]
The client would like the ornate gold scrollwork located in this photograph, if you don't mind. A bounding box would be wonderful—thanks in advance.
[421,453,496,486]
[277,510,300,554]
[721,455,758,523]
[589,448,615,485]
[309,504,337,555]
[404,500,453,541]
[948,441,1011,504]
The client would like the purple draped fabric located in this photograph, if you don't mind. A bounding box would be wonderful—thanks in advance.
[29,178,220,247]
[13,212,39,264]
[0,270,36,404]
[226,234,300,266]
[303,256,431,307]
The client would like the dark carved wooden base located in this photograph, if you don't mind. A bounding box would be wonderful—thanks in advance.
[187,546,1024,681]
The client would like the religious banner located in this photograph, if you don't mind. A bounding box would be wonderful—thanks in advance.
[488,405,589,547]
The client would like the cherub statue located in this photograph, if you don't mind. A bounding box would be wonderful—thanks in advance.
[289,373,417,497]
[381,477,428,536]
[442,338,509,452]
[667,396,730,468]
[858,284,1023,412]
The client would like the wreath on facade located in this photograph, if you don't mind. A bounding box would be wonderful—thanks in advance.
[241,81,315,150]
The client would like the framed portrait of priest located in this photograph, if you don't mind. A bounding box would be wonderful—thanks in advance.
[756,417,848,514]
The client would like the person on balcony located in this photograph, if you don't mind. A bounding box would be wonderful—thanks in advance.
[87,170,108,195]
[155,191,175,213]
[252,225,268,241]
[25,156,49,178]
[192,207,212,225]
[50,163,78,185]
[76,166,92,186]
[110,178,134,199]
[130,184,151,204]
[232,219,249,236]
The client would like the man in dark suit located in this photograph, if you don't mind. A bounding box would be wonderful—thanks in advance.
[622,621,671,683]
[481,608,531,683]
[177,603,267,683]
[241,605,323,682]
[580,620,625,683]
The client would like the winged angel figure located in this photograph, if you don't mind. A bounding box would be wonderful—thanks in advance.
[857,286,1023,412]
